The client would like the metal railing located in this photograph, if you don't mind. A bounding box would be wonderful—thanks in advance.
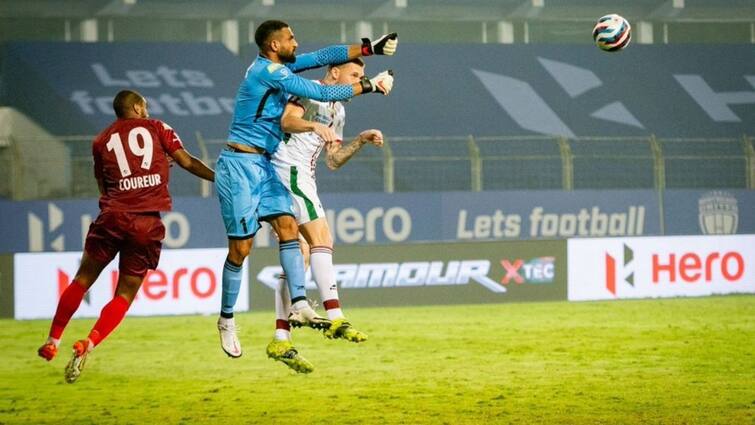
[1,134,753,200]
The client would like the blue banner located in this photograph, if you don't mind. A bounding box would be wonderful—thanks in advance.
[0,41,245,152]
[439,190,656,240]
[8,189,752,254]
[0,190,665,253]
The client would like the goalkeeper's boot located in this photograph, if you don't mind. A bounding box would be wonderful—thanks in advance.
[64,339,90,384]
[217,317,242,358]
[37,342,58,361]
[324,318,368,343]
[265,339,314,374]
[288,303,331,331]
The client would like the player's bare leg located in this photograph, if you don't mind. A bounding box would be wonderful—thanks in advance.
[65,272,142,383]
[269,215,330,330]
[38,252,105,361]
[217,238,251,358]
[299,219,367,343]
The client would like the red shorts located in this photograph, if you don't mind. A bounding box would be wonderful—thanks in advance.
[84,211,165,277]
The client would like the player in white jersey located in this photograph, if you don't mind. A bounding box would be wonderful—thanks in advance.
[271,57,384,347]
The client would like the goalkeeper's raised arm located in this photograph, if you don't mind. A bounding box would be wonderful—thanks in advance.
[287,32,399,74]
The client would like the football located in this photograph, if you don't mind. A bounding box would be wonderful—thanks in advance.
[593,14,631,52]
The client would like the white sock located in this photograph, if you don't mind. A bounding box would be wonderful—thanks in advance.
[310,247,345,320]
[46,336,60,348]
[275,277,292,320]
[275,277,292,341]
[311,247,338,301]
[326,307,344,321]
[274,329,291,341]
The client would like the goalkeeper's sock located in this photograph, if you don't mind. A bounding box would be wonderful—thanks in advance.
[221,257,244,319]
[49,280,88,341]
[279,240,307,302]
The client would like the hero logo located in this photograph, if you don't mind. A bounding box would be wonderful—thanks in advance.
[57,267,217,301]
[606,244,746,296]
[28,203,68,252]
[652,251,744,284]
[27,202,191,252]
[258,260,505,293]
[605,244,635,296]
[501,257,555,284]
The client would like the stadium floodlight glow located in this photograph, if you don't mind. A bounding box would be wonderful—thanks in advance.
[123,0,136,5]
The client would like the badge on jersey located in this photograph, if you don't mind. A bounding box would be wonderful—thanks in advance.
[267,63,284,73]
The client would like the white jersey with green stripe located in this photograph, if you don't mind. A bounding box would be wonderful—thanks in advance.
[271,80,345,179]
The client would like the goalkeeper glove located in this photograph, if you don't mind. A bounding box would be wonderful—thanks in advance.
[361,33,398,56]
[359,70,394,95]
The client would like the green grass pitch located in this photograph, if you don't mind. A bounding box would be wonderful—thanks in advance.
[1,296,753,424]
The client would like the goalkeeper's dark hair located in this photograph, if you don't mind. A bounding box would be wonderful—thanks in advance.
[255,20,290,50]
[328,57,365,70]
[113,90,144,118]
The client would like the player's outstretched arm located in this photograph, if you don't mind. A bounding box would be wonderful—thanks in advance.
[281,103,338,144]
[170,149,215,182]
[275,68,392,101]
[288,33,398,73]
[273,57,393,100]
[326,129,383,170]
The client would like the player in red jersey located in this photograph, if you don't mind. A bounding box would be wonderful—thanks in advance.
[36,90,215,383]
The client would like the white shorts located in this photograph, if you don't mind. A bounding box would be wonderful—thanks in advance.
[275,164,325,225]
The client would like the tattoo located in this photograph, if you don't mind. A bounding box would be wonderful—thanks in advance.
[327,136,365,169]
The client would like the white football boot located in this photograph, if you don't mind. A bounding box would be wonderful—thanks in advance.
[288,301,331,331]
[217,317,242,358]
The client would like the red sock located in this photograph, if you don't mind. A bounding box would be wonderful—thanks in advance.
[276,319,290,331]
[49,280,87,340]
[88,296,130,347]
[323,299,340,310]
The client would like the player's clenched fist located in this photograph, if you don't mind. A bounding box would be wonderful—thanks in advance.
[359,70,394,96]
[361,33,398,56]
[358,129,384,147]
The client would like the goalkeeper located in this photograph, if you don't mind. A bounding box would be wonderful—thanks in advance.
[215,19,397,373]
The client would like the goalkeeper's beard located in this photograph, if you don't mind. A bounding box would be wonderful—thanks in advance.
[280,51,296,63]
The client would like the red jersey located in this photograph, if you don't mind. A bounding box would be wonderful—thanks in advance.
[92,118,184,213]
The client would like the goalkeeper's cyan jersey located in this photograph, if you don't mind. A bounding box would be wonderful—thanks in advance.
[272,82,345,178]
[226,47,353,154]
